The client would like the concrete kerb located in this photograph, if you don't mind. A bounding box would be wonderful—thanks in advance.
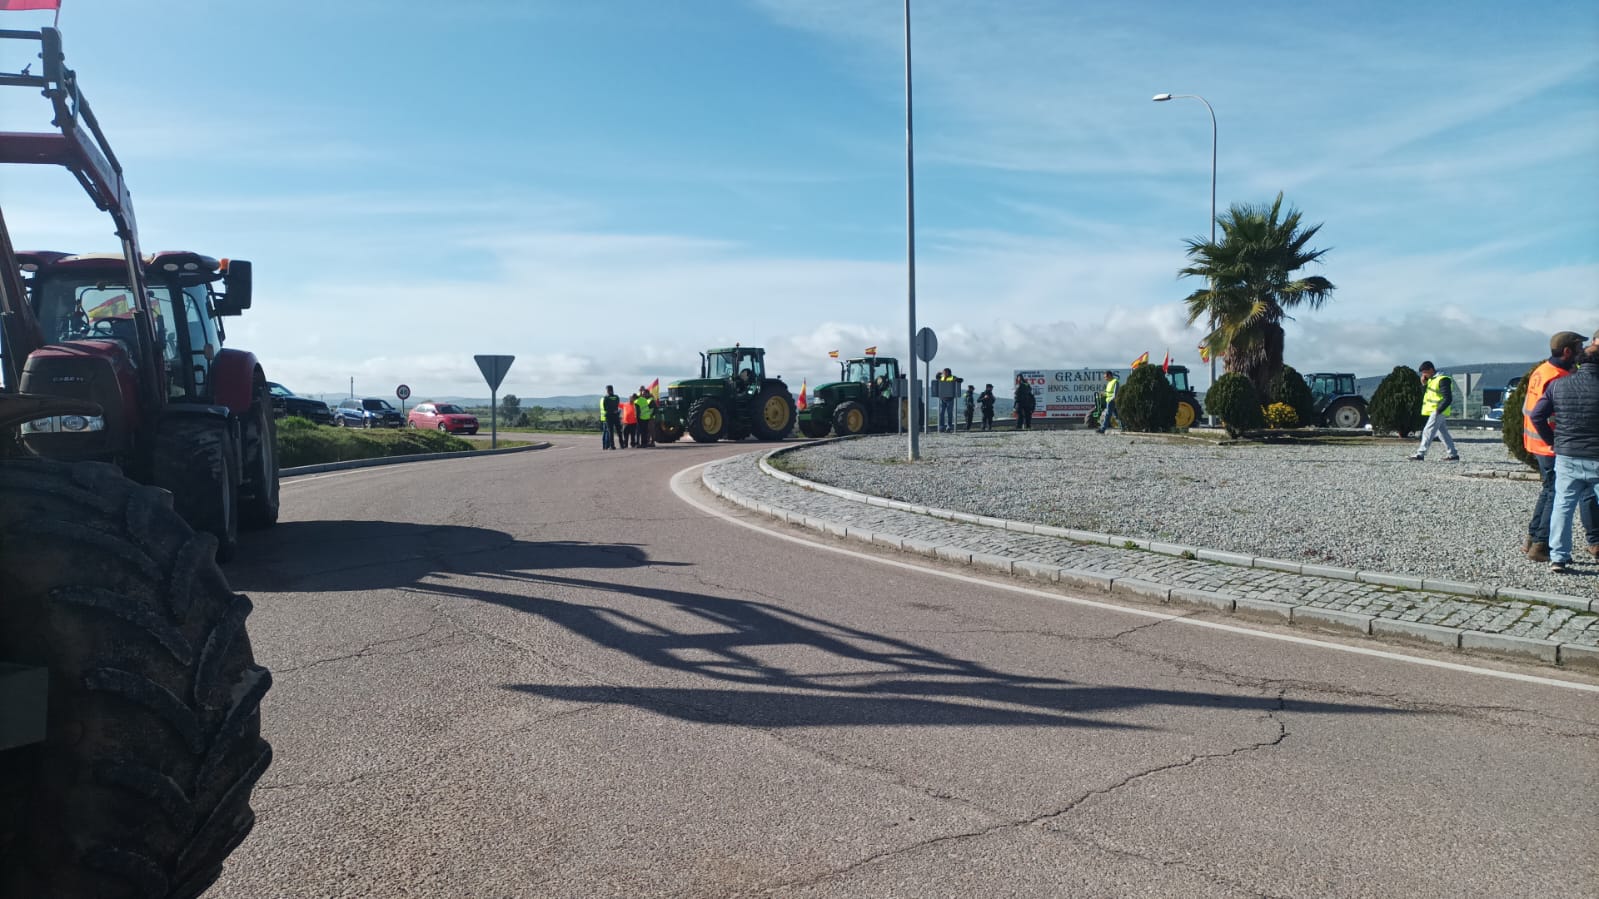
[283,442,547,477]
[726,444,1598,670]
[756,443,1592,614]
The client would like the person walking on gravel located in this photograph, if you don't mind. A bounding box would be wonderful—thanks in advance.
[1530,331,1599,573]
[1409,362,1460,461]
[1522,331,1599,562]
[1097,370,1120,434]
[601,386,621,450]
[1013,376,1035,430]
[979,384,996,431]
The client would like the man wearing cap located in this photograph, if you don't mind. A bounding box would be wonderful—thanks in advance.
[1409,361,1460,461]
[1521,331,1599,562]
[1530,330,1599,573]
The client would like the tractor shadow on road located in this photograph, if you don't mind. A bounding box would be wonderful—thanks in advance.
[227,519,682,594]
[418,570,1405,731]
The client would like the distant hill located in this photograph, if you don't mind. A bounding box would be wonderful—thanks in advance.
[399,394,602,410]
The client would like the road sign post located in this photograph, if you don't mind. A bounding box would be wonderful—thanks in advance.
[396,383,410,417]
[914,327,937,435]
[474,355,515,448]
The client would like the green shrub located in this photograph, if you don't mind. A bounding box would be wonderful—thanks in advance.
[1205,372,1264,437]
[1269,366,1315,428]
[1118,364,1178,432]
[1263,402,1299,429]
[1499,364,1540,472]
[275,423,473,468]
[1368,366,1425,437]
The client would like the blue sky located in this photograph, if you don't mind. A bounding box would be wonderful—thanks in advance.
[1,0,1594,401]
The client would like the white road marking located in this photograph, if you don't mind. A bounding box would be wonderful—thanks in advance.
[670,462,1599,694]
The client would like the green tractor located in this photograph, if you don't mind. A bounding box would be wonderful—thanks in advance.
[1166,365,1205,429]
[654,345,797,443]
[796,356,905,438]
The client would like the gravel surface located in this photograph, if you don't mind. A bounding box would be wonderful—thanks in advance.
[778,430,1599,598]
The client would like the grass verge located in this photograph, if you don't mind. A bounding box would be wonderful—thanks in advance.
[277,417,476,467]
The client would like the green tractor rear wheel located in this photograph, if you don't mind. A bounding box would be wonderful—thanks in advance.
[687,398,727,443]
[654,419,684,443]
[798,418,831,439]
[1175,399,1198,429]
[752,388,795,441]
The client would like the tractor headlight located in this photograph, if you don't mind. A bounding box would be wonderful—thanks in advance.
[22,417,55,434]
[22,415,104,434]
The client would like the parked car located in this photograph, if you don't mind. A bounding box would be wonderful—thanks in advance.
[333,397,405,428]
[407,402,479,434]
[268,381,334,424]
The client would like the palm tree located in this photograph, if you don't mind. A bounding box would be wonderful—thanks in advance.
[1179,192,1335,396]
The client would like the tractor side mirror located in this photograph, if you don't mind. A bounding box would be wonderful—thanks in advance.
[213,260,253,316]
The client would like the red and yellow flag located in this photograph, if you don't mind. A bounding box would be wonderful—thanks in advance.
[828,350,839,359]
[1162,350,1171,373]
[797,379,808,412]
[0,1,62,10]
[1131,351,1150,368]
[864,346,877,356]
[648,378,659,399]
[1198,343,1211,364]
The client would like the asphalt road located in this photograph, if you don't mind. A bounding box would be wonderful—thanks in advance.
[210,433,1599,899]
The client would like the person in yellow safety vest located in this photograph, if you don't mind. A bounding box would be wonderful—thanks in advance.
[935,367,958,433]
[634,386,654,447]
[1521,331,1599,561]
[1409,361,1459,461]
[600,386,621,450]
[1097,370,1120,434]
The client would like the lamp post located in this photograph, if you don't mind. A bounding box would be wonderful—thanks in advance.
[904,0,919,460]
[1152,92,1217,424]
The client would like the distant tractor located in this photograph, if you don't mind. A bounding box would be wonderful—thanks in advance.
[796,355,904,438]
[654,345,796,443]
[1166,365,1205,429]
[1307,372,1369,429]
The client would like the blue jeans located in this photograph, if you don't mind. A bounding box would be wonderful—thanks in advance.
[1530,453,1599,544]
[601,418,614,449]
[1098,400,1118,433]
[1550,455,1599,564]
[938,397,955,432]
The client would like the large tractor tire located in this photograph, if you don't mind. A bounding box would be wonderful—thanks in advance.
[797,418,831,439]
[726,423,751,442]
[1175,399,1199,429]
[1327,399,1367,429]
[752,388,796,441]
[686,398,728,443]
[653,419,684,443]
[833,401,868,436]
[0,458,272,899]
[240,381,279,530]
[155,419,240,564]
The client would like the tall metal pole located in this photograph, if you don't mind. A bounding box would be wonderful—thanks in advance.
[904,0,920,461]
[1154,92,1217,424]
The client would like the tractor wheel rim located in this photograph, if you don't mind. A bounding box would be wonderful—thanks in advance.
[765,397,789,428]
[704,408,722,432]
[847,410,864,431]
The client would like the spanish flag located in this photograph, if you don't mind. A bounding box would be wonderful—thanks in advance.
[797,380,808,412]
[648,378,659,399]
[1131,351,1150,368]
[828,350,839,359]
[864,346,877,356]
[1198,343,1211,364]
[1162,351,1171,374]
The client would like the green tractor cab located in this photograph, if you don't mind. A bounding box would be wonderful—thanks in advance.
[1307,372,1369,428]
[654,345,796,443]
[796,356,905,438]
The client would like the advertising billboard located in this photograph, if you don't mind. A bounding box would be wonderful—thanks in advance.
[1014,368,1130,420]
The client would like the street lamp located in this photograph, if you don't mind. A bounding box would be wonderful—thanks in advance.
[904,0,919,460]
[1153,92,1217,424]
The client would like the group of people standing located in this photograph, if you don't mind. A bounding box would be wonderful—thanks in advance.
[599,385,657,450]
[1522,330,1599,574]
[932,371,1028,432]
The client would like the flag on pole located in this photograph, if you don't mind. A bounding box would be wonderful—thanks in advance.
[828,350,839,359]
[1198,343,1211,364]
[648,378,660,399]
[864,346,877,356]
[1162,350,1171,374]
[1131,351,1150,368]
[0,1,62,10]
[797,379,807,412]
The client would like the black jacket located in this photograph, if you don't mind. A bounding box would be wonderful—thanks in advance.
[1532,360,1599,459]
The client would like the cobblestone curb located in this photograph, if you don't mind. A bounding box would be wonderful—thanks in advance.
[283,442,547,477]
[698,444,1599,672]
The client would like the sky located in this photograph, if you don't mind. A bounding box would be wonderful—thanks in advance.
[0,0,1595,402]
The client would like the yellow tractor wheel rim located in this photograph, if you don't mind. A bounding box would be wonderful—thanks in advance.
[1176,402,1196,428]
[702,407,723,433]
[845,408,865,432]
[764,396,791,429]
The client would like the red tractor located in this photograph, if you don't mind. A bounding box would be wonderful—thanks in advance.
[0,30,278,562]
[1,27,272,898]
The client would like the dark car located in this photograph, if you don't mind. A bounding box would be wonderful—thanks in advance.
[268,381,334,425]
[407,402,479,434]
[334,397,405,428]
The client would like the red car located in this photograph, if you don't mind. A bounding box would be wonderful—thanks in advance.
[408,402,479,434]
